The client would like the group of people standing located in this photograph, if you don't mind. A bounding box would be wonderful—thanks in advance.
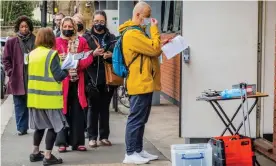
[3,1,164,165]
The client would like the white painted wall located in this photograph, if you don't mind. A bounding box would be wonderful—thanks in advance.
[181,1,259,138]
[261,1,276,134]
[104,10,119,36]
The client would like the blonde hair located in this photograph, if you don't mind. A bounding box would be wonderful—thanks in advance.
[60,16,78,38]
[73,13,86,27]
[133,1,150,16]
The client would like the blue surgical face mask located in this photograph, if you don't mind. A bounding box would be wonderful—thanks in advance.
[141,18,151,26]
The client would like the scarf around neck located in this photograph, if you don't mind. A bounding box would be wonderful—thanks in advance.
[17,32,31,42]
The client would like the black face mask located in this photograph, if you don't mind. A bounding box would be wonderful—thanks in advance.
[77,24,84,32]
[62,30,74,37]
[94,24,106,32]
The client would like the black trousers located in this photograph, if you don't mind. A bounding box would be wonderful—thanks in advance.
[55,82,85,147]
[87,85,114,141]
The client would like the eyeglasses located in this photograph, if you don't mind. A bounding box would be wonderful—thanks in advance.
[93,20,105,24]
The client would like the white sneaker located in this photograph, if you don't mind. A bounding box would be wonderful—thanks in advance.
[123,152,150,165]
[138,150,159,161]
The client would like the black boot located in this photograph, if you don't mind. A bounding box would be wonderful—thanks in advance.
[43,154,63,166]
[29,151,44,162]
[17,130,27,136]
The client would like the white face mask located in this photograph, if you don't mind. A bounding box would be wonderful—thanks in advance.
[141,18,151,26]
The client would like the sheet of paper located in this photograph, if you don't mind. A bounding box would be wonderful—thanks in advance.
[61,53,78,70]
[73,50,93,60]
[61,50,93,70]
[161,35,188,60]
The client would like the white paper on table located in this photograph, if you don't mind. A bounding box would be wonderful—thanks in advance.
[61,53,78,70]
[161,35,188,60]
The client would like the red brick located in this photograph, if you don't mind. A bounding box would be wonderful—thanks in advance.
[160,33,181,102]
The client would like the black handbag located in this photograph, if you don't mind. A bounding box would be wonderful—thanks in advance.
[85,57,100,99]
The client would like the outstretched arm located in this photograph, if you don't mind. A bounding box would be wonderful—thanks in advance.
[50,53,68,82]
[124,25,161,57]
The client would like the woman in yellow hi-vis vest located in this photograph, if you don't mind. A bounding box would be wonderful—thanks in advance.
[27,27,68,165]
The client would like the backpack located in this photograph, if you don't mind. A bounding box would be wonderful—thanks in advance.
[112,26,142,78]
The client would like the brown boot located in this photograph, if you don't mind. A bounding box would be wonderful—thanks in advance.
[98,139,112,146]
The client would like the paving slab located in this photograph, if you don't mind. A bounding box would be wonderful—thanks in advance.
[1,106,167,166]
[118,98,276,166]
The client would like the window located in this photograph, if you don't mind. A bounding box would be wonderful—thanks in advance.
[99,1,106,10]
[95,1,99,10]
[95,1,118,10]
[106,1,118,10]
[161,0,182,33]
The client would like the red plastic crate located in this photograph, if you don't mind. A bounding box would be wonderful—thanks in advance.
[212,135,253,166]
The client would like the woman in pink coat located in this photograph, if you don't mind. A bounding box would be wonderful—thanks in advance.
[54,16,104,152]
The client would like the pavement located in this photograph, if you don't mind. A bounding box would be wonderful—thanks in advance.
[1,95,169,166]
[1,95,276,166]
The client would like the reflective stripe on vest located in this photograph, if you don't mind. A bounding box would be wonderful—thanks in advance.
[28,89,62,96]
[27,47,63,109]
[28,50,63,95]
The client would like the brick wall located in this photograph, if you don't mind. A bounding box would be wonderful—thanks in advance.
[1,26,41,37]
[160,33,181,104]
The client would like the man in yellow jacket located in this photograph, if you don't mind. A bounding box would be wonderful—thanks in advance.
[120,2,162,164]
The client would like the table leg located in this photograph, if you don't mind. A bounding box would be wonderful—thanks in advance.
[209,101,234,135]
[213,101,238,135]
[220,98,245,136]
[235,98,258,134]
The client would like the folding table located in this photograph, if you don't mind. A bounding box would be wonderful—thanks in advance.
[197,92,268,166]
[196,92,268,136]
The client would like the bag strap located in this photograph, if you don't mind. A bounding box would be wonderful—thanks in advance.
[127,54,140,69]
[121,26,144,73]
[121,26,142,36]
[85,35,100,86]
[86,56,100,87]
[92,36,101,48]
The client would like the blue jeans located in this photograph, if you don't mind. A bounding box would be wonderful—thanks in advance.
[13,95,29,132]
[125,93,153,155]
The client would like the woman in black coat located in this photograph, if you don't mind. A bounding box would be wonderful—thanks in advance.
[83,10,116,148]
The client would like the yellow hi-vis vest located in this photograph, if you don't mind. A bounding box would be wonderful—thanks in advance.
[27,46,63,109]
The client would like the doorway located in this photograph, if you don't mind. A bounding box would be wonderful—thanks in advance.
[261,1,276,142]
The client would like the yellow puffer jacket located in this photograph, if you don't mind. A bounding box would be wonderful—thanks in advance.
[119,20,162,95]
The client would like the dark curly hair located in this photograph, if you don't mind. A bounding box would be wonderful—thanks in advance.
[14,15,34,33]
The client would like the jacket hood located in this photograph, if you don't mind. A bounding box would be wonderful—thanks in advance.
[119,20,141,34]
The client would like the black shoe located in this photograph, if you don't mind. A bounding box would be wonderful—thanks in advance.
[17,130,27,136]
[30,151,44,162]
[43,154,63,166]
